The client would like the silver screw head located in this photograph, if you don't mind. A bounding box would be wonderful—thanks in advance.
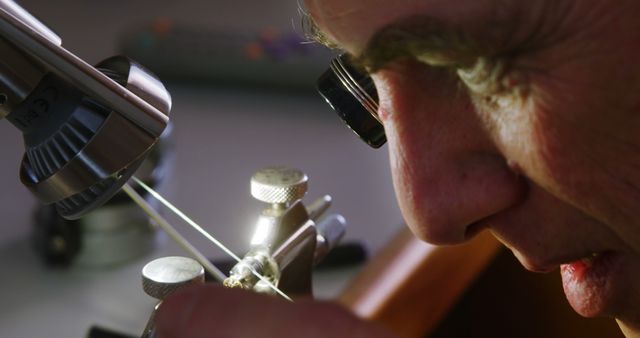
[251,166,308,204]
[142,256,205,300]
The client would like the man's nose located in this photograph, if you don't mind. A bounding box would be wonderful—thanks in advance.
[374,60,526,245]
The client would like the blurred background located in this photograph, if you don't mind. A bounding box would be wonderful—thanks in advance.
[0,0,403,336]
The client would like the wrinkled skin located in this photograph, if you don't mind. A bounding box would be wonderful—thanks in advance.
[305,0,640,335]
[157,1,640,337]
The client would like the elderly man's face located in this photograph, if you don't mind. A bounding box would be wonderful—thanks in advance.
[306,0,640,334]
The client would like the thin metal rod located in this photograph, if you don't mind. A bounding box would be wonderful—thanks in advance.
[131,177,292,302]
[121,184,227,282]
[306,195,332,221]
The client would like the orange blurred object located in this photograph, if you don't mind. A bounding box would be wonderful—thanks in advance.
[339,228,501,338]
[152,17,173,36]
[244,42,264,60]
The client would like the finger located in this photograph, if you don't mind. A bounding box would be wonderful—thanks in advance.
[154,284,396,338]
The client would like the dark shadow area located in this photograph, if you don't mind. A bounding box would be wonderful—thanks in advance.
[430,249,623,338]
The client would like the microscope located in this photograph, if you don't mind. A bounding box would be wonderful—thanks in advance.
[0,0,171,220]
[1,2,350,336]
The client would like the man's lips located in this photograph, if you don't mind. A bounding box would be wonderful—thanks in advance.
[560,251,622,318]
[485,220,611,273]
[560,254,600,280]
[511,249,623,318]
[509,246,613,274]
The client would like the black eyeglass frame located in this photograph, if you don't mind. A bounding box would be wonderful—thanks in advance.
[316,54,386,148]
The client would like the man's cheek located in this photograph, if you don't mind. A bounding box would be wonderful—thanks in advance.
[497,104,601,226]
[482,101,561,197]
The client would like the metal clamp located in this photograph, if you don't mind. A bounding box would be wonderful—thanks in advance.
[224,166,347,296]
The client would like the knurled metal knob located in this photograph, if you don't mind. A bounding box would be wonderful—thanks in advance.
[251,166,308,204]
[141,256,205,300]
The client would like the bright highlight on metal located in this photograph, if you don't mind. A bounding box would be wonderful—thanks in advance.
[250,216,273,246]
[130,177,292,302]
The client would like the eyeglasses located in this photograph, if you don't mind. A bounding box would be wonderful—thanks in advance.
[316,54,386,148]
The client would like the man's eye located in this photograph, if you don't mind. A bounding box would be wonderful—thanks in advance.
[316,54,386,148]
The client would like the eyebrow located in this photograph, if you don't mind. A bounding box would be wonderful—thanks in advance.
[303,13,503,73]
[356,15,486,72]
[301,12,342,50]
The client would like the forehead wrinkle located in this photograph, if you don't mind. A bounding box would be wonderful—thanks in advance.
[314,0,550,62]
[303,0,361,48]
[304,0,367,33]
[316,3,362,20]
[306,0,424,53]
[358,3,535,70]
